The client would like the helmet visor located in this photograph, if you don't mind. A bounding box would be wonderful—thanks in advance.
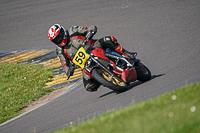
[52,28,65,45]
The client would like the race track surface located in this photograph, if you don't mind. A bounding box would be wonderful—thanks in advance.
[0,0,200,132]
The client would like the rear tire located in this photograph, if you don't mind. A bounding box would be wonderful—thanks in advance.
[91,68,128,92]
[135,63,151,82]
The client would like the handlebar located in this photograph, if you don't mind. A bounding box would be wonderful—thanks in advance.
[83,30,95,45]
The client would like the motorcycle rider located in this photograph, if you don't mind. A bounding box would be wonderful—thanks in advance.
[48,24,136,92]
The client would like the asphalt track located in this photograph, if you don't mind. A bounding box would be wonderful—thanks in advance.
[0,0,200,132]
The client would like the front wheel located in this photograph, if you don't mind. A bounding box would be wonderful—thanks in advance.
[91,68,128,92]
[135,63,151,82]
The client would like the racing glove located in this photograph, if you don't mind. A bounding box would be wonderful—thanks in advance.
[66,62,75,80]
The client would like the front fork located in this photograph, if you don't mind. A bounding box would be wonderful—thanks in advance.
[91,57,115,78]
[84,56,115,79]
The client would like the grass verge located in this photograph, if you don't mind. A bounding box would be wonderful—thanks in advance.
[0,63,54,124]
[53,82,200,133]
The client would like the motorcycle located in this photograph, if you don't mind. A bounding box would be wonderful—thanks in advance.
[72,31,151,92]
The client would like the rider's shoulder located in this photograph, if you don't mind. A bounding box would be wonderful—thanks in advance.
[68,26,78,32]
[68,25,97,35]
[68,25,82,34]
[88,25,97,33]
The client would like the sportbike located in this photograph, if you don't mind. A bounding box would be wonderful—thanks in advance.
[72,31,151,92]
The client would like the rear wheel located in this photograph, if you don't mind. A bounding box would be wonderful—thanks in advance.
[91,68,128,92]
[135,63,151,82]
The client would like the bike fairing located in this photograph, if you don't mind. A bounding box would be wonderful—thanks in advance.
[72,43,151,92]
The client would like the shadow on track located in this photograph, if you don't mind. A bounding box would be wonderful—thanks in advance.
[99,74,164,98]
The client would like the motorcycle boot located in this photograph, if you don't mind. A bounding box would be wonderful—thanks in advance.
[115,43,137,60]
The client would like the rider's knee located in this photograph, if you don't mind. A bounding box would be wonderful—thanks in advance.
[99,36,112,44]
[98,36,118,50]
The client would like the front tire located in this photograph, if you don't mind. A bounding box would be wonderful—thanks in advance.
[91,68,128,92]
[135,63,151,82]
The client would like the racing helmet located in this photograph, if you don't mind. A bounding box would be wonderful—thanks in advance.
[48,24,67,46]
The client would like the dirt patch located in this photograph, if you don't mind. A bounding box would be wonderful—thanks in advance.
[21,83,75,113]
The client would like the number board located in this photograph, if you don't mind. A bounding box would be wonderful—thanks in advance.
[72,47,90,69]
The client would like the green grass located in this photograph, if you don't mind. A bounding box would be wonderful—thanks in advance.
[53,82,200,133]
[0,63,54,124]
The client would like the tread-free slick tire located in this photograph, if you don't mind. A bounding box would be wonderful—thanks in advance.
[135,63,151,82]
[91,68,128,92]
